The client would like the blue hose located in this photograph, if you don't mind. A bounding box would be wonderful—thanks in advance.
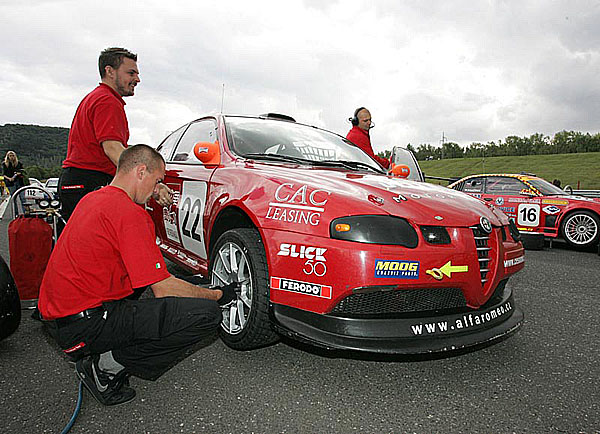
[61,381,83,434]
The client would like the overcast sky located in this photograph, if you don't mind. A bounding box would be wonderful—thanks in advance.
[2,0,599,154]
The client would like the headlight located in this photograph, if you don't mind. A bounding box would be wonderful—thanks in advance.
[420,226,451,244]
[330,215,418,248]
[38,200,50,208]
[50,200,60,208]
[507,219,521,242]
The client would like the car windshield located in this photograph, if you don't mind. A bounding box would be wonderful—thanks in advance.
[225,116,384,173]
[527,178,567,195]
[46,179,58,187]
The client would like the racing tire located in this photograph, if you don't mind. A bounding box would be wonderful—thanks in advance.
[560,210,600,249]
[209,228,279,350]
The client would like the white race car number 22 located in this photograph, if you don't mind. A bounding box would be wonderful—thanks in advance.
[178,181,208,259]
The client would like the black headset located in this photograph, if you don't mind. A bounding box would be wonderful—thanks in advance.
[349,107,367,126]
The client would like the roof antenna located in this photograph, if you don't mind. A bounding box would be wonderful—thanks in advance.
[220,83,225,113]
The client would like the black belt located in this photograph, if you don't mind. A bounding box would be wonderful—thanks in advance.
[53,306,105,326]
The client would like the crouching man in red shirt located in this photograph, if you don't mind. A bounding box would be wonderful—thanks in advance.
[39,145,236,406]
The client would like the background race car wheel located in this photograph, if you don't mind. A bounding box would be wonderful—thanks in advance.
[210,228,279,350]
[560,210,600,249]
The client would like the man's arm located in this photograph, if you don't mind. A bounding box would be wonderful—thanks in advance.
[151,275,223,300]
[101,140,126,166]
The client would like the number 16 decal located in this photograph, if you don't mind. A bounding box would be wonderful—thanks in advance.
[517,203,540,227]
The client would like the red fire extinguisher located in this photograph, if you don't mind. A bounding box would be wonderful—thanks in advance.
[8,216,52,301]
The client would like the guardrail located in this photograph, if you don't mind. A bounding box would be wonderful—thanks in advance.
[570,189,600,198]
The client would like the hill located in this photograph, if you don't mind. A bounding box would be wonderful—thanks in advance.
[420,152,600,190]
[0,123,68,167]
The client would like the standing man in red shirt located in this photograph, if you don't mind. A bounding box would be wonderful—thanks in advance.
[345,107,390,169]
[40,145,237,406]
[59,47,171,221]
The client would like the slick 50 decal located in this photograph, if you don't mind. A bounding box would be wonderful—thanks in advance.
[374,260,419,279]
[271,277,332,298]
[278,243,327,276]
[178,181,208,259]
[265,184,331,226]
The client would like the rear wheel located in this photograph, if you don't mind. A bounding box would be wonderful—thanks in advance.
[560,210,600,249]
[209,228,279,350]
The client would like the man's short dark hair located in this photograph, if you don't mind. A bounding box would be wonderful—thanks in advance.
[99,47,137,78]
[117,145,165,174]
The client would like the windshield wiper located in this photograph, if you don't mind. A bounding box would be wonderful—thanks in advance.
[241,153,314,165]
[319,160,385,174]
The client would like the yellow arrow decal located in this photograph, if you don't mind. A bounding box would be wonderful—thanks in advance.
[426,261,469,280]
[439,261,468,278]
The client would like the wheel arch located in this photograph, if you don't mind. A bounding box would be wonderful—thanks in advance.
[208,205,260,258]
[557,206,600,228]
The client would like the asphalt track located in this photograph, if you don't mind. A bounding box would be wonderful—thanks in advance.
[0,207,599,433]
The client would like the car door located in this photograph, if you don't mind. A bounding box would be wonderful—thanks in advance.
[154,118,220,272]
[483,176,537,230]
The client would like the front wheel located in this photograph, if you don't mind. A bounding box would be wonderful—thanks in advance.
[560,210,600,249]
[209,228,279,350]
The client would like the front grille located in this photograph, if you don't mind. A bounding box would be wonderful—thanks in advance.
[471,226,491,285]
[329,287,467,317]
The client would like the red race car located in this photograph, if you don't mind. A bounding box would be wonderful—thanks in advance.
[449,174,600,250]
[147,114,525,354]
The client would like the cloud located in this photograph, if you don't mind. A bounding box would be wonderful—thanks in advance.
[1,0,599,151]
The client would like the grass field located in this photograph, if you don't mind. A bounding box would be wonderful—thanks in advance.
[419,152,600,189]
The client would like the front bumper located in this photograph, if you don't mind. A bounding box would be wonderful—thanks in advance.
[272,282,523,354]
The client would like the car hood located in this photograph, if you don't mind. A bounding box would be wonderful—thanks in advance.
[248,164,503,227]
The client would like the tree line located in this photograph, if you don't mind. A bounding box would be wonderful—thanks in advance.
[404,130,600,161]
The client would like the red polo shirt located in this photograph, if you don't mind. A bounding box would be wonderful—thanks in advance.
[38,186,169,320]
[63,83,129,176]
[346,126,390,169]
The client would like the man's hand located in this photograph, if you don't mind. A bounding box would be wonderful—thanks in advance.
[217,282,239,307]
[153,183,173,207]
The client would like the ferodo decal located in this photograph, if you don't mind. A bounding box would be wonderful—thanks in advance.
[517,203,540,227]
[374,260,419,279]
[278,243,327,276]
[504,255,524,268]
[271,277,332,298]
[179,181,208,259]
[426,261,468,280]
[542,199,568,206]
[542,205,561,215]
[265,184,330,226]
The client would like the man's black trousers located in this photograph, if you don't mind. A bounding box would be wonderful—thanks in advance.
[44,296,221,380]
[58,167,113,222]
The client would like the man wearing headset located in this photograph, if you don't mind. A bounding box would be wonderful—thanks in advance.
[346,107,390,169]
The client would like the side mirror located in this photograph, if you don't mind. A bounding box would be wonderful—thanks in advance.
[193,141,220,165]
[389,163,410,179]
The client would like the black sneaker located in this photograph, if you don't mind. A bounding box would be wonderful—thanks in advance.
[75,355,136,406]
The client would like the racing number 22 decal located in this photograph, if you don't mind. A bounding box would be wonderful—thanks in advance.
[517,203,540,227]
[179,181,208,259]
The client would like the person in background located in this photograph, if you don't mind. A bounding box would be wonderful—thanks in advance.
[345,107,390,169]
[59,47,172,223]
[2,150,26,215]
[39,145,237,406]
